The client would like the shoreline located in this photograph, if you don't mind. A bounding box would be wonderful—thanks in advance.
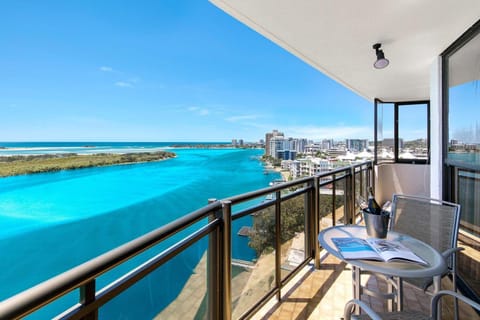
[273,167,291,182]
[0,151,176,177]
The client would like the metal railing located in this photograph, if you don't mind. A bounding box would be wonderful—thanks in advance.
[0,161,373,320]
[446,161,480,301]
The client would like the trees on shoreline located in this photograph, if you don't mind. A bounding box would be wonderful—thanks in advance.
[248,194,344,257]
[0,151,176,177]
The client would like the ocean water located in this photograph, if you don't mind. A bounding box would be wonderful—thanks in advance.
[0,141,225,156]
[448,151,480,166]
[0,144,279,318]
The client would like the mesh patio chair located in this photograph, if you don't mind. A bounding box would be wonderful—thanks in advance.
[355,194,462,316]
[389,194,462,317]
[343,290,480,320]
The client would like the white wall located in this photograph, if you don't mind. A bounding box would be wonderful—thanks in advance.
[374,164,430,204]
[430,56,443,199]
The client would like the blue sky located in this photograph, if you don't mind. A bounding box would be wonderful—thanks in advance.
[1,0,373,142]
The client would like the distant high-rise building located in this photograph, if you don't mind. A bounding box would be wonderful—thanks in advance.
[291,138,308,153]
[346,139,368,152]
[265,129,284,156]
[269,136,284,158]
[281,138,308,154]
[268,136,299,160]
[321,139,334,150]
[232,139,237,146]
[450,139,460,145]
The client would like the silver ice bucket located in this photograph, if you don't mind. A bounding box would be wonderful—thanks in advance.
[363,209,390,238]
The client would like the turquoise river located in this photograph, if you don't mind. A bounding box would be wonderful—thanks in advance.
[0,143,279,319]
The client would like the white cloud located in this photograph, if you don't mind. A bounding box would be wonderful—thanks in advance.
[225,115,260,122]
[187,106,209,116]
[285,125,373,140]
[115,81,133,88]
[99,66,114,72]
[99,67,141,88]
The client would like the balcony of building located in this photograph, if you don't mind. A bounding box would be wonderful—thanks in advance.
[0,160,478,319]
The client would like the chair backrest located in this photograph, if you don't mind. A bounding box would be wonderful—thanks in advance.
[390,194,461,268]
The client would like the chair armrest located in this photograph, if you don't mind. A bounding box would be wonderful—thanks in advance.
[441,247,464,259]
[343,299,382,320]
[431,290,480,319]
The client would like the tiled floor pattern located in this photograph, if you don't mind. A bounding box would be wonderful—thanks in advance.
[253,253,479,320]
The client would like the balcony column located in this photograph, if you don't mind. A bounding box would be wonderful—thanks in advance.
[207,199,221,320]
[221,200,232,320]
[313,176,321,269]
[430,56,442,199]
[79,280,97,320]
[305,178,314,260]
[275,190,282,300]
[332,174,336,225]
[346,167,355,224]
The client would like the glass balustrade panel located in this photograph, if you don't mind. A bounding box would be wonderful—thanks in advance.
[280,194,307,281]
[232,206,275,319]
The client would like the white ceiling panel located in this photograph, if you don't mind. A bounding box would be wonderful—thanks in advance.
[210,0,480,101]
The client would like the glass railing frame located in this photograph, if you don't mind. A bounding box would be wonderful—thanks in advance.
[445,160,480,305]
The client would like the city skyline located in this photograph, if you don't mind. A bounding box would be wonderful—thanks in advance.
[2,1,374,142]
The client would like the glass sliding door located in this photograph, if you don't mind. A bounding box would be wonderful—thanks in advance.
[443,20,480,299]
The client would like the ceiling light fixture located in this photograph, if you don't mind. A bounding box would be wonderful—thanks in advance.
[373,43,389,69]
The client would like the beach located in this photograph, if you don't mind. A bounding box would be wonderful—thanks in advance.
[274,167,291,182]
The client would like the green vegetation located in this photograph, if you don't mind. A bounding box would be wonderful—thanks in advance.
[403,139,427,149]
[0,151,176,177]
[261,155,281,166]
[249,196,305,255]
[248,194,344,256]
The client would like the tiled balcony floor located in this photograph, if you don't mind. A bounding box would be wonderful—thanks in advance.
[252,253,480,320]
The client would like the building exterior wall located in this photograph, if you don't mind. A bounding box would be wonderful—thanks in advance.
[265,130,283,156]
[375,163,430,205]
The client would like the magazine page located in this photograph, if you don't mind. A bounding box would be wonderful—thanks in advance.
[331,237,382,261]
[365,238,428,265]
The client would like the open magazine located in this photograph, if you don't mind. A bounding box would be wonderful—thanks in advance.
[331,237,428,265]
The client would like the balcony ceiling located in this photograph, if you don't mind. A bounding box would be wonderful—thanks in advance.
[210,0,480,102]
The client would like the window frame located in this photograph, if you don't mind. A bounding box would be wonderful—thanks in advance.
[441,19,480,303]
[374,98,430,165]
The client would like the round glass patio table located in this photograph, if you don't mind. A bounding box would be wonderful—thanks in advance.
[318,225,447,312]
[318,225,446,278]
